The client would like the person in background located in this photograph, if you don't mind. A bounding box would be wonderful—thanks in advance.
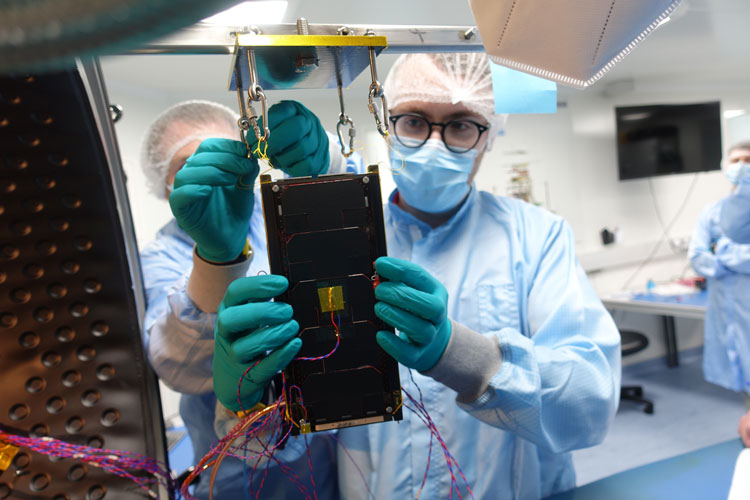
[720,141,750,244]
[688,140,750,404]
[139,99,358,499]
[170,53,621,500]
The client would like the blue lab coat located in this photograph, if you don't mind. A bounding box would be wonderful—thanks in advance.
[689,198,750,393]
[142,175,620,500]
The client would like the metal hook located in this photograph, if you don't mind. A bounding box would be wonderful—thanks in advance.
[233,66,253,156]
[366,44,389,137]
[368,84,389,137]
[244,48,270,143]
[336,83,356,157]
[248,94,269,144]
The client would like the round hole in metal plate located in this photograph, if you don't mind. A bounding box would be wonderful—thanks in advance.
[96,364,115,381]
[34,307,54,323]
[76,346,95,362]
[62,370,81,388]
[61,260,80,275]
[83,279,101,294]
[0,244,19,260]
[65,416,85,434]
[69,302,89,318]
[41,351,62,368]
[55,326,75,343]
[0,312,18,328]
[67,464,87,482]
[25,376,46,393]
[74,236,93,252]
[29,473,50,491]
[26,200,45,213]
[11,288,31,304]
[24,263,44,279]
[30,423,49,438]
[13,452,31,469]
[87,485,106,500]
[100,408,119,427]
[8,404,29,421]
[47,283,67,299]
[46,396,66,414]
[18,331,39,349]
[91,321,109,337]
[87,436,104,448]
[81,389,100,407]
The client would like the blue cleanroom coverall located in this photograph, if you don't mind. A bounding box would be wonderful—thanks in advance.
[142,167,620,499]
[689,198,750,394]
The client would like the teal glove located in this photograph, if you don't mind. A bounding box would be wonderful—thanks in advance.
[213,275,302,412]
[249,100,330,178]
[373,257,451,372]
[169,138,258,263]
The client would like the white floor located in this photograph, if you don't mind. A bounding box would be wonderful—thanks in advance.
[572,348,747,486]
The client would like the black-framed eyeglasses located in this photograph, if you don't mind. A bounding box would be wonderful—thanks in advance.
[388,113,489,154]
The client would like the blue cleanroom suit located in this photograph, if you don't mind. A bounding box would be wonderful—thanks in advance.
[142,163,620,499]
[689,198,750,394]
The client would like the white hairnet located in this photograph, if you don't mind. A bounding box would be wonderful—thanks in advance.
[140,100,240,198]
[384,53,507,150]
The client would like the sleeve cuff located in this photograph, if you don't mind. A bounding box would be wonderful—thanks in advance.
[424,319,503,404]
[186,245,253,313]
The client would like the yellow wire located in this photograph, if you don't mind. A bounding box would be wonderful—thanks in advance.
[392,399,403,415]
[382,133,406,176]
[209,401,286,500]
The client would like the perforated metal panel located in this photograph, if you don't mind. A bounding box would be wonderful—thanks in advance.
[0,61,168,499]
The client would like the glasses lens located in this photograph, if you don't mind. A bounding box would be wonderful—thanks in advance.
[394,115,430,148]
[443,120,481,153]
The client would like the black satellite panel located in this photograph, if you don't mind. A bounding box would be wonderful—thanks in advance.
[0,61,168,498]
[260,168,402,435]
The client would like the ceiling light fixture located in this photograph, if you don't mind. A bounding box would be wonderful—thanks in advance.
[724,109,747,119]
[201,1,288,25]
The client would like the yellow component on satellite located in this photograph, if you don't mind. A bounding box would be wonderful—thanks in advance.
[318,286,345,312]
[0,441,19,471]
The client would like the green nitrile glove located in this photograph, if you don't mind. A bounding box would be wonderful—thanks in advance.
[249,100,330,178]
[213,275,302,412]
[373,256,452,372]
[169,138,258,263]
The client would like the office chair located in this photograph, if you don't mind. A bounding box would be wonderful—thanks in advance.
[620,330,654,414]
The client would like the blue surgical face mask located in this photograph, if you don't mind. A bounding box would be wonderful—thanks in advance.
[726,162,750,185]
[389,139,478,213]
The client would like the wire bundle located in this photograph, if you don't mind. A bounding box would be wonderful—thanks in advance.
[0,430,174,498]
[403,371,475,500]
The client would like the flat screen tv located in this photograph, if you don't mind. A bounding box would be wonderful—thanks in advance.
[615,101,722,180]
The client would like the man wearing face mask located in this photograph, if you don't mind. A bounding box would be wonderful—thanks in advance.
[688,140,750,399]
[205,53,621,500]
[720,141,750,244]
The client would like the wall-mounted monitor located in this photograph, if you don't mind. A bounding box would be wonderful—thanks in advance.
[615,101,722,180]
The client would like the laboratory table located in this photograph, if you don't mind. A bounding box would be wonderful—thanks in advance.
[601,289,707,368]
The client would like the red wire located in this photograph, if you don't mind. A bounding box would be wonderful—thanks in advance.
[294,311,341,362]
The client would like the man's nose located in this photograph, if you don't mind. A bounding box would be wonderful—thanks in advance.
[427,124,442,141]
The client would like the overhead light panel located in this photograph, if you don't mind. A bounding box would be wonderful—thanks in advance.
[201,1,288,25]
[724,109,747,119]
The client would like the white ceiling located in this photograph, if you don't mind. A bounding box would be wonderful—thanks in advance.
[101,0,750,99]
